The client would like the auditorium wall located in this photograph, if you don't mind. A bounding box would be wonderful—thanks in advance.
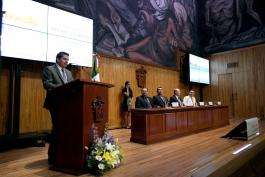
[203,44,265,119]
[2,43,264,135]
[0,61,52,136]
[0,55,195,135]
[0,63,9,135]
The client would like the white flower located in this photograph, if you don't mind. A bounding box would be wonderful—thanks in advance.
[105,143,114,150]
[111,160,117,168]
[114,150,120,155]
[110,150,120,158]
[95,155,102,161]
[98,163,105,170]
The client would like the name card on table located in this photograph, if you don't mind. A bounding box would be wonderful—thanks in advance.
[171,102,179,107]
[199,102,205,106]
[208,101,213,106]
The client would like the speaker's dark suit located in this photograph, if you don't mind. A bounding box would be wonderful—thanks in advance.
[43,64,73,109]
[169,95,183,106]
[42,64,73,164]
[152,95,168,107]
[135,96,153,108]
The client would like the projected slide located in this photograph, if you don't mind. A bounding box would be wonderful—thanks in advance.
[47,6,93,66]
[2,25,47,61]
[189,54,210,84]
[1,0,93,67]
[2,0,48,32]
[2,0,47,61]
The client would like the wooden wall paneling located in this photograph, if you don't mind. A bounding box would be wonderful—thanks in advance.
[233,71,256,118]
[218,73,233,117]
[87,56,193,128]
[203,44,265,120]
[1,54,197,134]
[100,57,140,128]
[208,58,218,98]
[19,62,51,133]
[0,64,10,136]
[231,49,256,119]
[253,47,265,117]
[204,54,227,102]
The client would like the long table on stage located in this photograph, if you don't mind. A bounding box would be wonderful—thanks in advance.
[131,105,229,144]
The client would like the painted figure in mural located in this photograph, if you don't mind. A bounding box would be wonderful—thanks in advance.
[74,0,96,19]
[109,0,152,39]
[132,0,154,39]
[205,0,263,46]
[170,0,193,48]
[109,0,138,28]
[97,2,130,57]
[126,0,192,67]
[205,0,237,45]
[236,0,263,32]
[95,0,195,67]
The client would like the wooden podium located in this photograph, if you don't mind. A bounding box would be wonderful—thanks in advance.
[50,79,113,175]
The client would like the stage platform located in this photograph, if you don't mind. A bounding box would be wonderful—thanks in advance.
[1,118,265,177]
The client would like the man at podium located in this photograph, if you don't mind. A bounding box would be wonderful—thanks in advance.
[42,51,74,165]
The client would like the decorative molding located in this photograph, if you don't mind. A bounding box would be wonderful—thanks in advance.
[92,96,104,122]
[136,66,147,88]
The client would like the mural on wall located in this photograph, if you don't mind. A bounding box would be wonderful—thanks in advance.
[12,0,265,67]
[35,0,198,68]
[95,0,197,68]
[199,0,265,53]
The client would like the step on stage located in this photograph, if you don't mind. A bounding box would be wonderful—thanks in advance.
[1,119,265,177]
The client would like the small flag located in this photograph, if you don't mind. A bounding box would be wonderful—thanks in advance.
[91,53,101,82]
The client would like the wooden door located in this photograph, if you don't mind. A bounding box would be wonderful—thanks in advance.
[218,73,234,118]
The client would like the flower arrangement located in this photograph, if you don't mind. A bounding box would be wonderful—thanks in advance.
[86,125,123,176]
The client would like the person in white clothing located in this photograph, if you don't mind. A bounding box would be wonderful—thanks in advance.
[183,90,197,106]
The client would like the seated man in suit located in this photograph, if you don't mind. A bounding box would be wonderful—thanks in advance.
[42,51,74,165]
[135,88,153,108]
[183,90,197,106]
[153,86,168,107]
[170,88,183,107]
